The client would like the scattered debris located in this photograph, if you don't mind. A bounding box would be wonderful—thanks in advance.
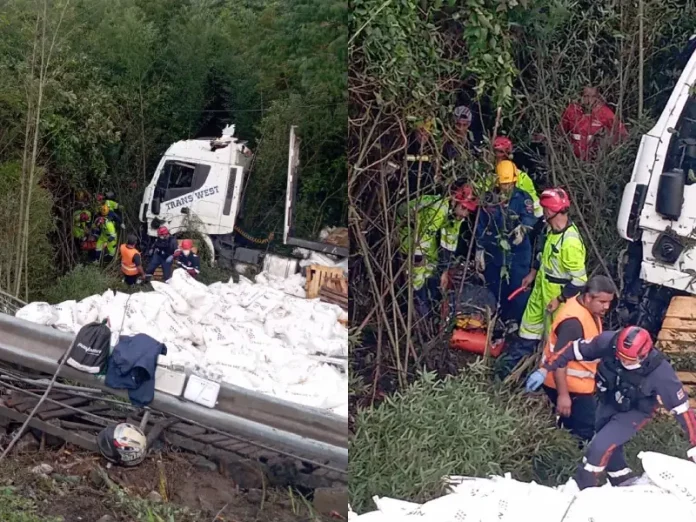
[30,463,53,476]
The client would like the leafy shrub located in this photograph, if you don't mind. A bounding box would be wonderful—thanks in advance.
[349,363,582,512]
[39,265,124,304]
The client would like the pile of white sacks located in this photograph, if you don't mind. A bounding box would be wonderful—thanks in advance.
[350,451,696,522]
[15,268,348,417]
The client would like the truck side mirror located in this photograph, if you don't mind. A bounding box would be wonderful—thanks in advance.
[181,207,189,214]
[151,198,161,215]
[656,168,685,221]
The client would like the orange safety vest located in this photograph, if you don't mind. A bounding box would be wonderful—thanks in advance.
[120,244,140,276]
[541,296,601,394]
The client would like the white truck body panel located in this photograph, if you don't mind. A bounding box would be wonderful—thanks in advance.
[141,125,251,240]
[617,48,696,293]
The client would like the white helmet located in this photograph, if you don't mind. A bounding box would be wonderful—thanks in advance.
[453,105,472,123]
[97,423,147,467]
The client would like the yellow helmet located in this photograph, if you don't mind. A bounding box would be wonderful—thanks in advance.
[100,204,109,216]
[496,160,518,185]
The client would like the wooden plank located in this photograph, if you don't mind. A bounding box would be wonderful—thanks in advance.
[39,403,109,421]
[677,372,696,384]
[657,329,696,342]
[0,404,98,452]
[665,296,696,320]
[6,392,71,410]
[34,397,90,416]
[661,317,696,331]
[656,340,696,354]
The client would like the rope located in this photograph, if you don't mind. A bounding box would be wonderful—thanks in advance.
[234,225,274,245]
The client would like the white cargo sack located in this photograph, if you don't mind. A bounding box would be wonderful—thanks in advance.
[16,302,57,326]
[150,281,190,315]
[169,268,209,308]
[52,300,77,332]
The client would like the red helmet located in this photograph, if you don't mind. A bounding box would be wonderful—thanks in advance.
[452,184,478,212]
[493,136,513,153]
[157,226,169,237]
[181,239,193,250]
[95,216,105,226]
[79,212,90,222]
[96,194,105,202]
[539,187,570,213]
[616,326,653,366]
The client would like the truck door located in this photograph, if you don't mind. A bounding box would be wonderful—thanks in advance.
[219,165,245,233]
[149,160,211,231]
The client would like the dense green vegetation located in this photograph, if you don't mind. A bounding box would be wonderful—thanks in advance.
[349,366,691,513]
[0,0,347,301]
[349,0,696,381]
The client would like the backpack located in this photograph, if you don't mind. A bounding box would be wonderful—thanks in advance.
[66,321,111,374]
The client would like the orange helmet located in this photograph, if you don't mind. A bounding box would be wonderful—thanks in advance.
[100,204,109,216]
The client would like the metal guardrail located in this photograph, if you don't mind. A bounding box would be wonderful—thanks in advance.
[0,313,347,470]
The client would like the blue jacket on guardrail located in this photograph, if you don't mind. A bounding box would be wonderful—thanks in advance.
[105,333,167,407]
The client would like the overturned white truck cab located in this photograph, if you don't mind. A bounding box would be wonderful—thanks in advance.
[140,125,348,269]
[140,125,252,266]
[617,37,696,335]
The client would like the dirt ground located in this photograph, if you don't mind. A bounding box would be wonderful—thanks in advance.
[0,447,325,522]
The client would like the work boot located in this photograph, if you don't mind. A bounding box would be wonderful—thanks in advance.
[607,468,638,487]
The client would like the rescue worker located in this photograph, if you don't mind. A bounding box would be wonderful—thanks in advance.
[174,239,201,278]
[439,184,478,290]
[398,185,474,319]
[73,190,92,246]
[526,326,696,489]
[560,86,628,160]
[405,118,437,196]
[499,187,587,378]
[120,234,145,286]
[493,146,542,219]
[145,226,178,281]
[540,275,615,443]
[442,105,482,178]
[97,191,124,228]
[73,211,91,248]
[93,205,117,263]
[475,164,537,325]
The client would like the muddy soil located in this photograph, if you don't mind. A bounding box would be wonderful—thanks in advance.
[2,448,321,522]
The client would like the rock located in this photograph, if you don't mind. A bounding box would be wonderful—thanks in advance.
[146,491,162,503]
[190,455,217,473]
[313,486,348,518]
[96,516,116,522]
[31,463,53,476]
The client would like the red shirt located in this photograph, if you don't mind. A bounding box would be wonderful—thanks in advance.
[561,102,627,160]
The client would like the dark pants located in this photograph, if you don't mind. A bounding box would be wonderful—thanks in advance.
[146,253,173,281]
[482,261,531,324]
[414,276,441,320]
[495,336,538,380]
[574,402,654,489]
[543,386,597,443]
[123,274,138,286]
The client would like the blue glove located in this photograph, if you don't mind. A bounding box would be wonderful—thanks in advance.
[525,369,548,392]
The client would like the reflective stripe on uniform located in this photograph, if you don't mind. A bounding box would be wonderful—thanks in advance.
[573,340,583,360]
[566,368,595,379]
[607,467,632,478]
[582,457,605,473]
[672,401,691,415]
[406,155,431,162]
